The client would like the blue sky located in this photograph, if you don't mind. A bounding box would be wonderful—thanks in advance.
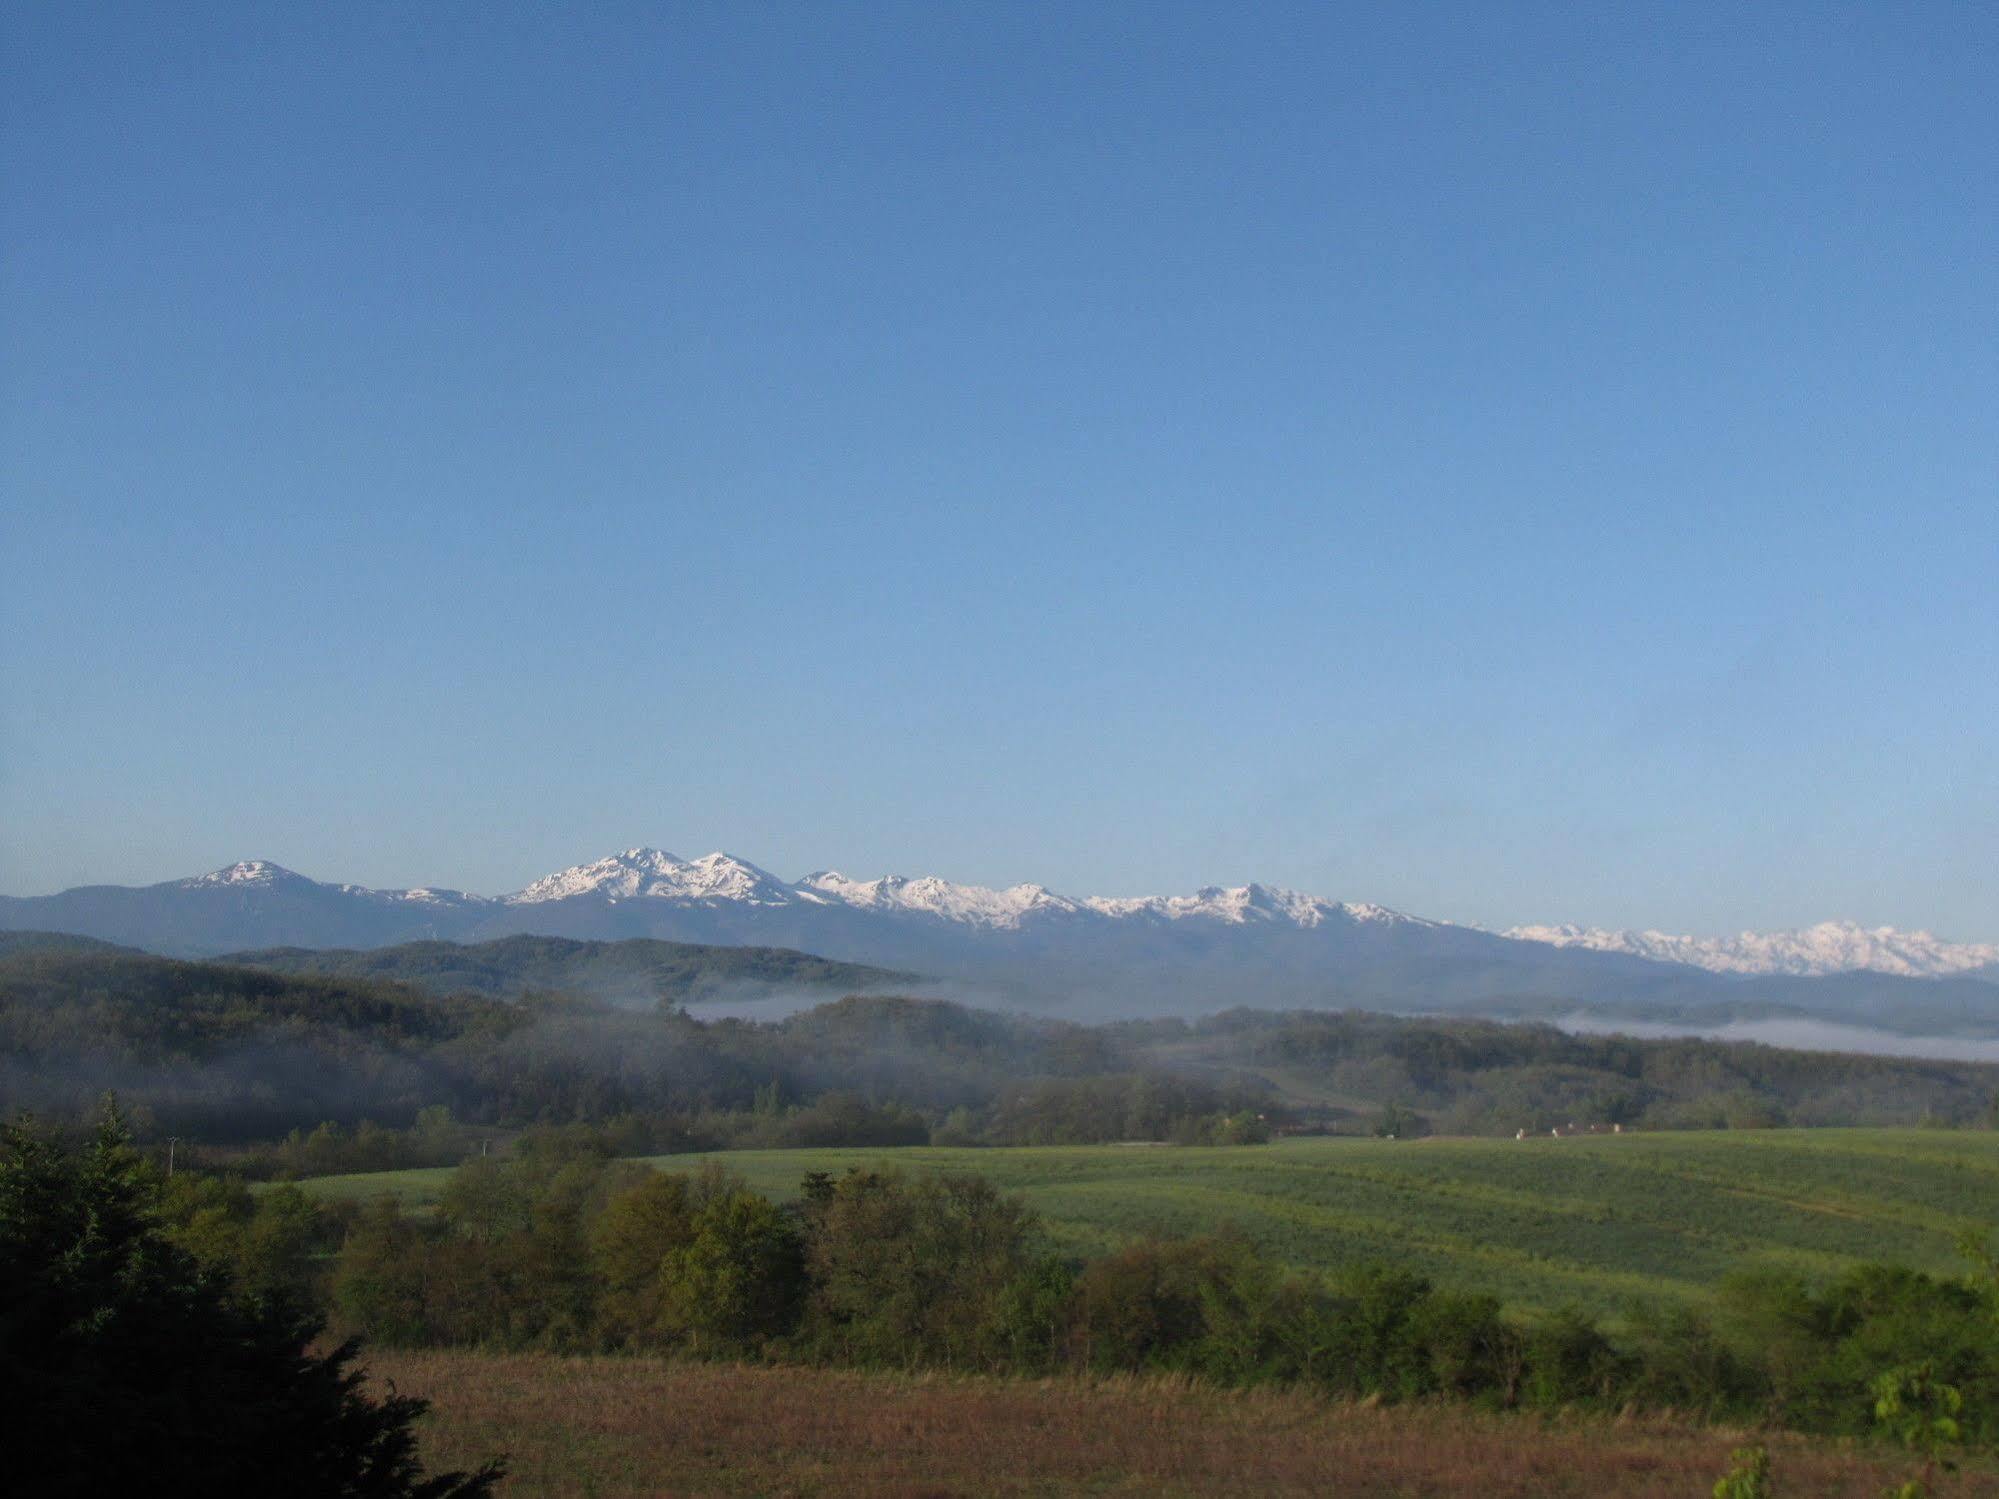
[3,4,1993,936]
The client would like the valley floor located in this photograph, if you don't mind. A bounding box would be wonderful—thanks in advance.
[377,1349,1994,1498]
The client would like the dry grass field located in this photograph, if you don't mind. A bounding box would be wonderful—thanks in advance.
[374,1349,1999,1498]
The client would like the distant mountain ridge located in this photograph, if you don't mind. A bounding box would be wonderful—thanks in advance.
[1504,919,1999,980]
[4,848,1995,1032]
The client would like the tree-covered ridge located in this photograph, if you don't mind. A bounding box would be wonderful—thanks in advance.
[0,948,516,1052]
[0,929,136,958]
[219,932,918,1006]
[2,947,1995,1147]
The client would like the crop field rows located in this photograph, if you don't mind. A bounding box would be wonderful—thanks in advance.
[298,1128,1999,1316]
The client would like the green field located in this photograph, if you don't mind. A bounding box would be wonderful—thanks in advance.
[295,1128,1999,1316]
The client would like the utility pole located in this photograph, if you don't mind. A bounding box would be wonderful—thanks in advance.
[166,1136,180,1177]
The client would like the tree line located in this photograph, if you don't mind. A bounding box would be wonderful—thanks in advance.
[153,1120,1999,1465]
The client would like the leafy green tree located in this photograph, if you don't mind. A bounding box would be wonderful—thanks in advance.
[0,1110,499,1497]
[989,1254,1076,1372]
[332,1196,440,1346]
[590,1170,701,1344]
[1371,1102,1421,1138]
[1068,1236,1243,1373]
[805,1169,1040,1368]
[1211,1109,1271,1146]
[159,1172,329,1302]
[658,1185,806,1351]
[437,1155,531,1244]
[930,1105,983,1146]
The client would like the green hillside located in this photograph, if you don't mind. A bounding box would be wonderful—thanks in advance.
[295,1127,1999,1317]
[221,932,917,1006]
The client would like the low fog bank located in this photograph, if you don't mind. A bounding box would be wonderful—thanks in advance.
[1555,1011,1999,1063]
[695,981,1999,1064]
[685,978,1020,1022]
[9,942,1999,1142]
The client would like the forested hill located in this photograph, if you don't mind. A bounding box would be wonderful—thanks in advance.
[3,946,1996,1147]
[0,928,138,958]
[219,933,917,1007]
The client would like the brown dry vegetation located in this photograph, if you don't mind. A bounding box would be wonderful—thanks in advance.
[374,1349,1999,1498]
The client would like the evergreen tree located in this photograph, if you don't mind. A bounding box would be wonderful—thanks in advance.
[0,1109,500,1498]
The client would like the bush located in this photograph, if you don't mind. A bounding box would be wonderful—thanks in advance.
[1779,1263,1999,1443]
[1409,1289,1522,1401]
[1521,1307,1630,1410]
[1315,1263,1440,1399]
[1620,1302,1766,1420]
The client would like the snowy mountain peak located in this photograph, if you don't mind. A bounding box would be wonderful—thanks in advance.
[1504,918,1999,979]
[393,887,489,907]
[181,860,306,889]
[508,848,797,906]
[796,870,1081,927]
[150,851,1448,937]
[1079,883,1423,929]
[675,851,800,904]
[508,848,682,903]
[1196,884,1326,924]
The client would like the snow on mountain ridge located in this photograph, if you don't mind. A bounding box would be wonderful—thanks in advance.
[1504,919,1999,979]
[178,861,491,907]
[508,848,799,906]
[162,854,1981,972]
[169,852,1445,934]
[1082,884,1428,928]
[793,871,1430,931]
[182,860,304,888]
[797,870,1082,926]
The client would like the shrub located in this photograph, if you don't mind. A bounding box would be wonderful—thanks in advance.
[1521,1307,1630,1410]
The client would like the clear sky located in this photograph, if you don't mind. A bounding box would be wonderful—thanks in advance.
[2,4,1993,937]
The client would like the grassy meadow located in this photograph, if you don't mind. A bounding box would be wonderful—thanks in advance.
[375,1348,1997,1499]
[296,1127,1999,1317]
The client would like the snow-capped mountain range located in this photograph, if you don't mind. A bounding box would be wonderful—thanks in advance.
[181,848,1983,978]
[1503,920,1999,981]
[506,848,1429,931]
[166,849,1439,935]
[5,848,1995,1028]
